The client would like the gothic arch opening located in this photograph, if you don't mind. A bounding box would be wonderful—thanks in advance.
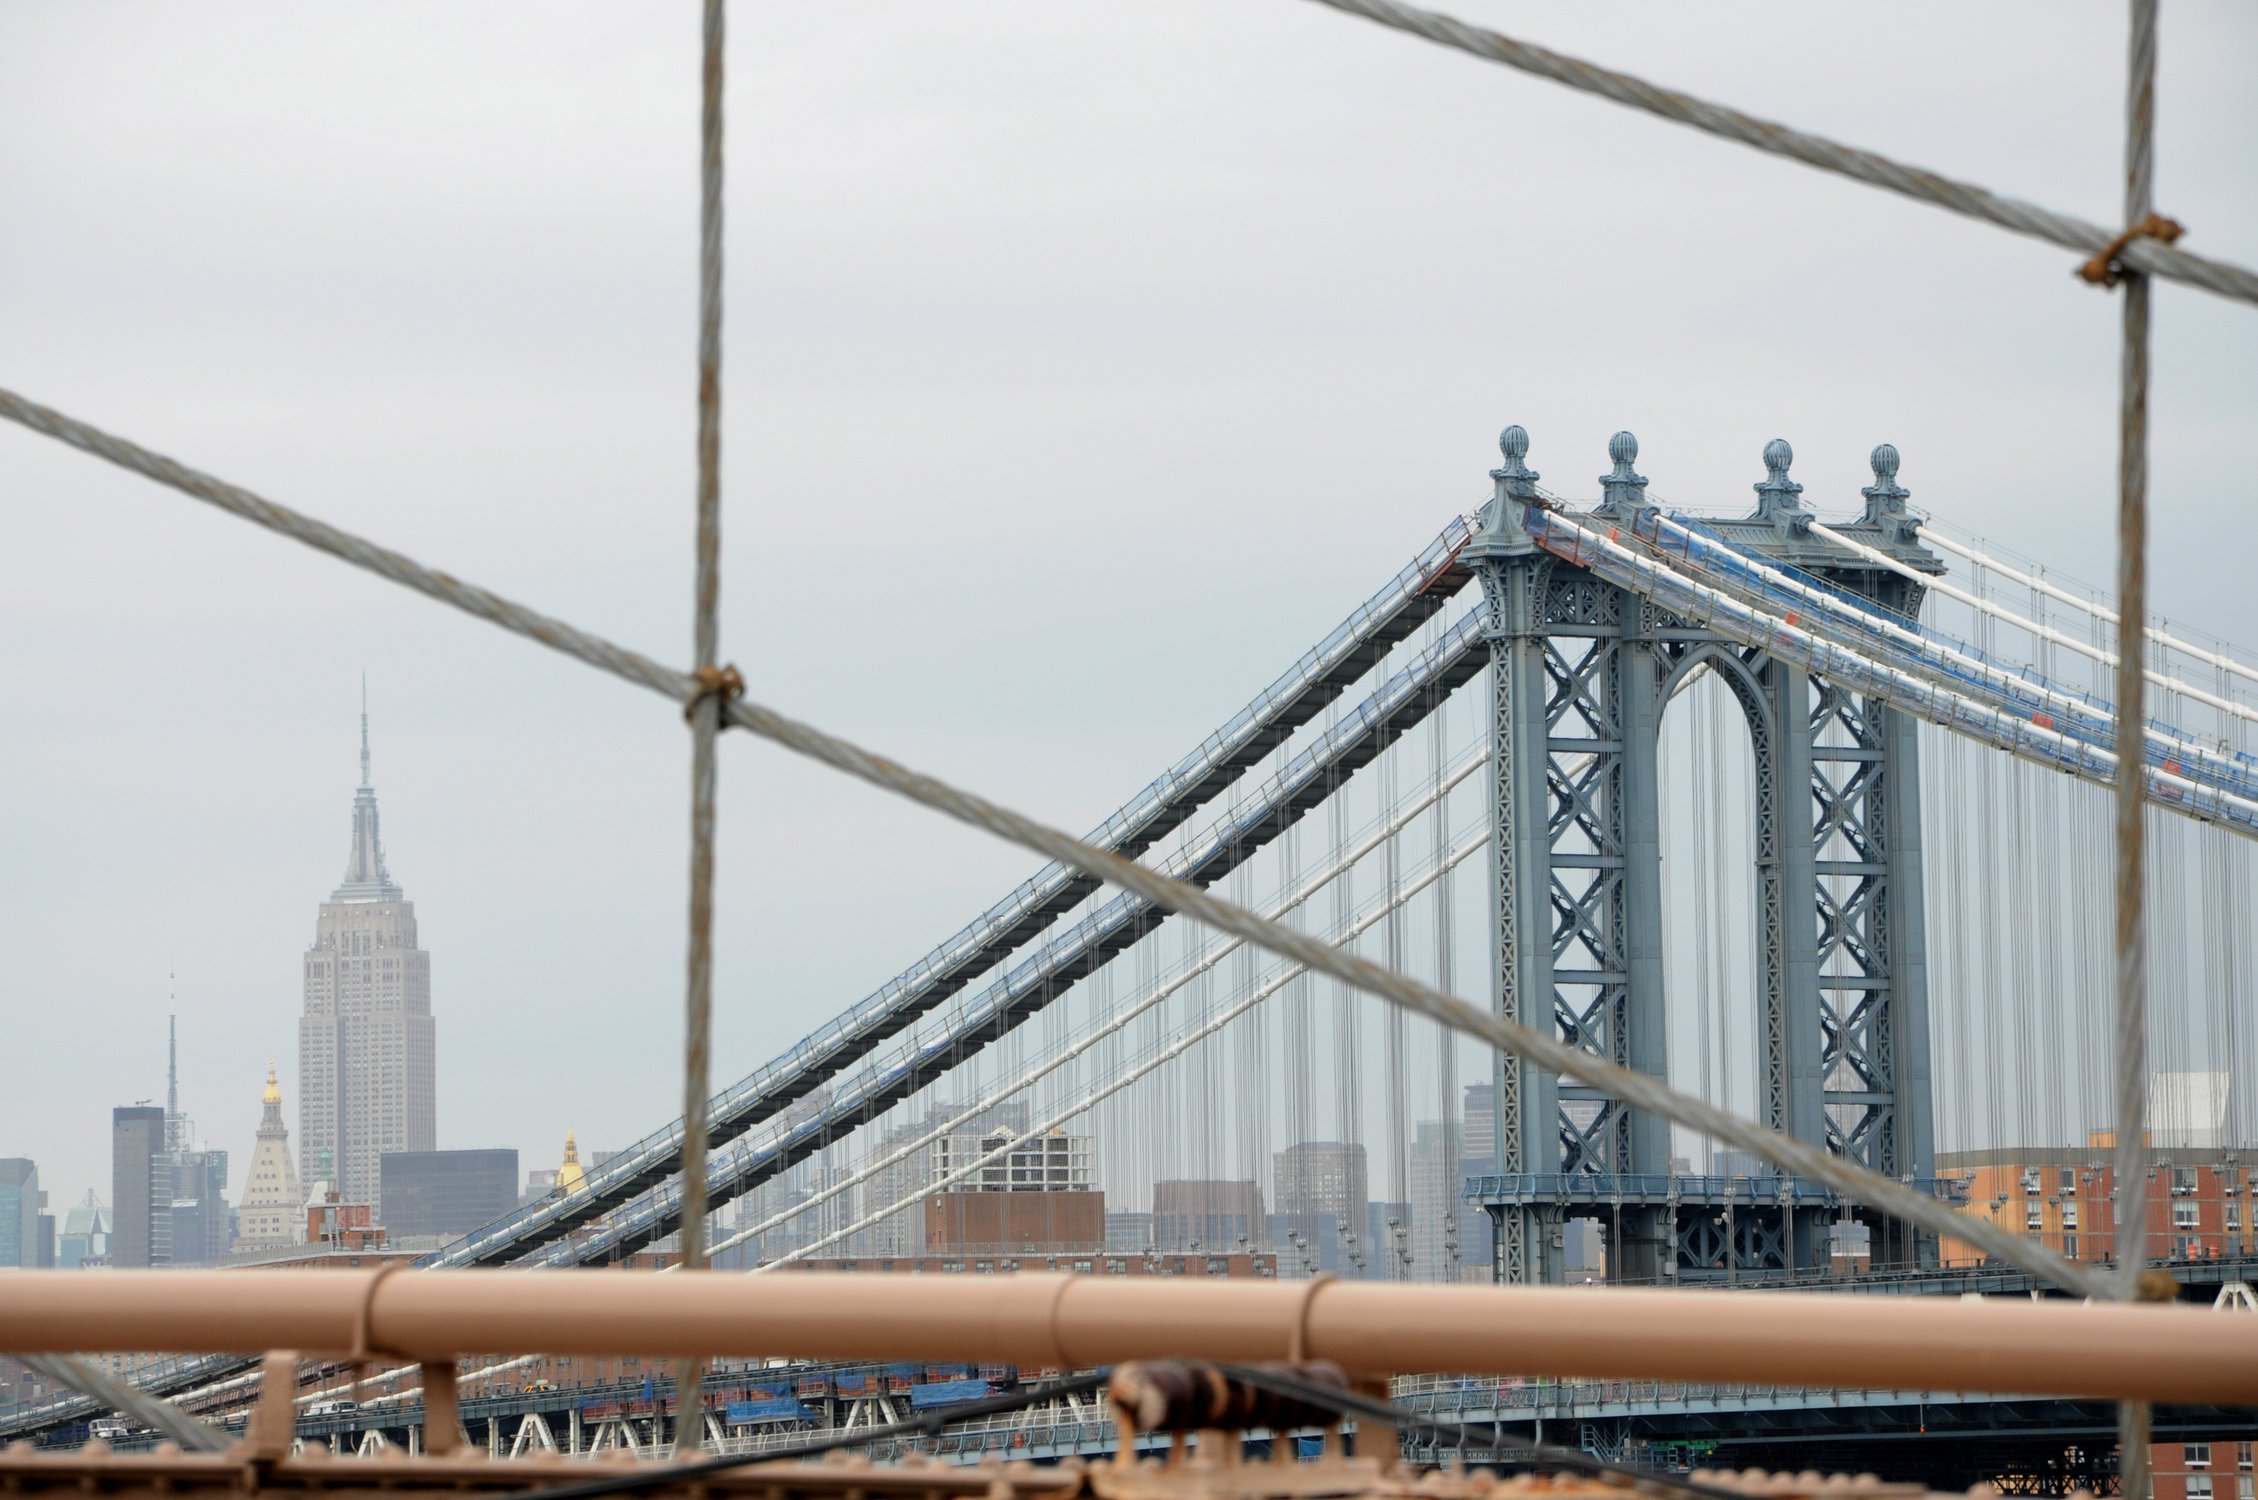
[1658,652,1767,1176]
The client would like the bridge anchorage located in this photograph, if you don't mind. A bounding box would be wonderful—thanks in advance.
[1467,428,1948,1286]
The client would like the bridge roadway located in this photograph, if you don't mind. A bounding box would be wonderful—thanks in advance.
[48,1308,2254,1494]
[1599,1251,2258,1301]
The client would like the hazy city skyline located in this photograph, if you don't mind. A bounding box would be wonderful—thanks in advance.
[4,3,2256,1213]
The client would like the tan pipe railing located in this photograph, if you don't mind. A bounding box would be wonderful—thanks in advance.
[1,1270,2248,1407]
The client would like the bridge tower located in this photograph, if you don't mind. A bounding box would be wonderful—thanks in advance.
[1466,427,1944,1285]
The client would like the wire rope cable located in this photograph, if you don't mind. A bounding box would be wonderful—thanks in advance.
[1292,0,2258,309]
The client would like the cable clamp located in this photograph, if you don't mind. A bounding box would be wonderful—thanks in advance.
[2077,213,2185,288]
[2133,1268,2181,1303]
[684,663,745,723]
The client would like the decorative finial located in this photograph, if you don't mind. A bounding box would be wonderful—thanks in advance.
[1752,437,1807,526]
[1489,425,1538,496]
[263,1064,280,1106]
[1860,441,1918,542]
[1466,423,1541,554]
[1864,443,1906,503]
[1597,430,1652,517]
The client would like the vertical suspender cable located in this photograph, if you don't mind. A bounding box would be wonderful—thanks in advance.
[677,0,727,1456]
[1432,688,1461,1280]
[2112,4,2158,1494]
[1381,750,1405,1276]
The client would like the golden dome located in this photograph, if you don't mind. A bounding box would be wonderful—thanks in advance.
[557,1129,587,1195]
[263,1064,281,1105]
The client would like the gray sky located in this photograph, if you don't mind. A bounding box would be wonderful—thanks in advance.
[3,1,2254,1212]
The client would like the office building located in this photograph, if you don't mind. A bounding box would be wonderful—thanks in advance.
[1151,1180,1264,1252]
[380,1148,519,1238]
[168,1148,231,1265]
[56,1196,111,1269]
[1940,1134,2258,1268]
[111,1105,171,1267]
[1407,1119,1461,1282]
[1368,1198,1412,1276]
[0,1160,40,1269]
[1274,1140,1369,1274]
[851,1102,1040,1256]
[299,698,436,1207]
[922,1188,1105,1253]
[1104,1212,1153,1252]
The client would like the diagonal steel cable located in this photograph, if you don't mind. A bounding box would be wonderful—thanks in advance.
[0,383,2116,1300]
[1296,0,2258,310]
[17,1354,231,1453]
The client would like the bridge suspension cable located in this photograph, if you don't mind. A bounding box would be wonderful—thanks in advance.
[1525,502,2258,834]
[1807,517,2258,730]
[1652,511,2257,799]
[582,746,1491,1270]
[1919,526,2258,694]
[728,824,1491,1275]
[502,615,1488,1265]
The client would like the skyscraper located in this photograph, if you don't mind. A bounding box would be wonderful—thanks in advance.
[234,1066,302,1251]
[111,1106,169,1268]
[298,693,435,1208]
[56,1194,111,1269]
[1273,1140,1370,1276]
[167,1148,231,1266]
[379,1148,517,1239]
[0,1160,41,1269]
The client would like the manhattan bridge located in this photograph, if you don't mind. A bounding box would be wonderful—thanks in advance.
[5,0,2258,1488]
[8,418,2255,1480]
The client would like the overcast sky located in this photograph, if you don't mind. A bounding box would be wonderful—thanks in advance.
[3,2,2254,1214]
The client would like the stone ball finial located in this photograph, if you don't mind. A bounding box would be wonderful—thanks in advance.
[1500,425,1530,463]
[1862,440,1911,526]
[1598,429,1650,514]
[1753,436,1804,520]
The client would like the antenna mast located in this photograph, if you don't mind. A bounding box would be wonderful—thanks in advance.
[166,980,182,1153]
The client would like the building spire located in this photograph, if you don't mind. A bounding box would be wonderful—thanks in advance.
[165,993,192,1155]
[334,683,403,902]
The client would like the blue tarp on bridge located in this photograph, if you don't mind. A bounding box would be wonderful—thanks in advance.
[908,1379,993,1410]
[727,1397,819,1425]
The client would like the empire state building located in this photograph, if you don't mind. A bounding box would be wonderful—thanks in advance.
[298,698,435,1208]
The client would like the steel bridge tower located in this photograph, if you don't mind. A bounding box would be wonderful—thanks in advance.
[1467,427,1945,1285]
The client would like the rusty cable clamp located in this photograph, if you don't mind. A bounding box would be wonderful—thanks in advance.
[683,663,745,722]
[2077,212,2186,289]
